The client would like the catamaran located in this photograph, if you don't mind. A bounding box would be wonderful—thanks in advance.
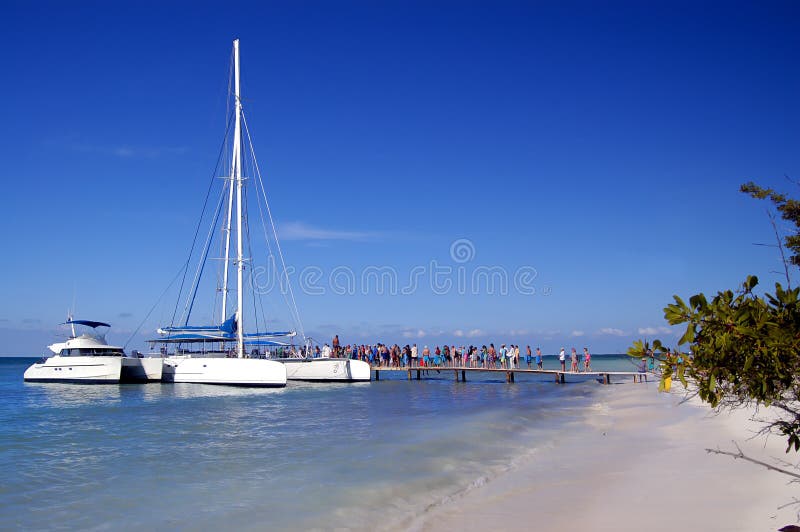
[150,39,287,387]
[150,39,369,383]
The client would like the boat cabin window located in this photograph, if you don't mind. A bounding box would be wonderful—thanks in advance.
[59,348,124,357]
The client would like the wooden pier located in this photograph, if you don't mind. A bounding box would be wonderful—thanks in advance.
[370,366,649,385]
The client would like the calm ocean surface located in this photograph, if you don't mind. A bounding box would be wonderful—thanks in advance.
[0,355,637,530]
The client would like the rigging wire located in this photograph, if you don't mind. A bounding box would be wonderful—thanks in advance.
[241,183,262,338]
[124,263,188,349]
[215,57,236,325]
[243,140,282,342]
[169,111,235,329]
[243,114,303,336]
[242,112,307,341]
[180,174,228,325]
[213,175,232,323]
[252,178,287,338]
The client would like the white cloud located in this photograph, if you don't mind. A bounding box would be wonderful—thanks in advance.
[637,326,672,336]
[570,330,585,337]
[453,329,464,337]
[279,221,381,242]
[506,329,529,336]
[68,142,188,158]
[466,329,484,338]
[599,327,626,337]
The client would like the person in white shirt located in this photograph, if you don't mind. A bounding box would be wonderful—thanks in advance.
[411,344,418,367]
[558,348,566,371]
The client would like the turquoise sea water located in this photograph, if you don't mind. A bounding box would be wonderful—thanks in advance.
[0,356,638,530]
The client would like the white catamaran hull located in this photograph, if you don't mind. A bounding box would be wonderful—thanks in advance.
[279,358,371,382]
[162,357,287,387]
[23,356,123,384]
[121,357,163,382]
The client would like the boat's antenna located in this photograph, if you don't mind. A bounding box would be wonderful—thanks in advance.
[71,282,77,316]
[69,282,77,337]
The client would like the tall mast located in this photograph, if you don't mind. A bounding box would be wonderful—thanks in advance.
[233,38,245,358]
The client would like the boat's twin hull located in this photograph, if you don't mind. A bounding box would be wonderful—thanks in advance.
[281,358,371,382]
[162,357,287,387]
[23,356,123,384]
[121,357,164,382]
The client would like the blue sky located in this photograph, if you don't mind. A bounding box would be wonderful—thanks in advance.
[1,0,798,354]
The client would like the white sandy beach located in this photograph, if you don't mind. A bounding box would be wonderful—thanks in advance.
[417,381,798,532]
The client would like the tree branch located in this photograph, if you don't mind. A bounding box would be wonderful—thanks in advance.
[767,208,792,289]
[706,442,800,480]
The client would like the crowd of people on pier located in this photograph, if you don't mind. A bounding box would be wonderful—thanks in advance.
[313,335,593,372]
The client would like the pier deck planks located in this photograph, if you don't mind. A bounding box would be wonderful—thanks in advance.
[369,366,650,384]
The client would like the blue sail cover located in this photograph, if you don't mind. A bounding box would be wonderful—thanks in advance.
[154,332,296,343]
[155,316,295,343]
[159,316,237,335]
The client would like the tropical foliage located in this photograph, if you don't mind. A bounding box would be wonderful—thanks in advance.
[629,182,800,453]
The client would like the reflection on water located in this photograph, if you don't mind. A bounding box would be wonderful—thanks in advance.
[166,381,288,400]
[24,381,123,408]
[22,375,291,406]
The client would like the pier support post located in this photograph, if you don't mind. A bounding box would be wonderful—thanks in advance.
[461,370,466,382]
[416,369,421,380]
[602,373,611,385]
[454,369,459,382]
[555,372,565,384]
[375,369,380,381]
[407,369,412,380]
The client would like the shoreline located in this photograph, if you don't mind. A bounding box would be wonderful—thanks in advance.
[415,382,797,532]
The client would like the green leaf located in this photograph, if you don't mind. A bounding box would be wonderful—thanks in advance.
[679,325,695,345]
[677,365,687,388]
[690,293,708,310]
